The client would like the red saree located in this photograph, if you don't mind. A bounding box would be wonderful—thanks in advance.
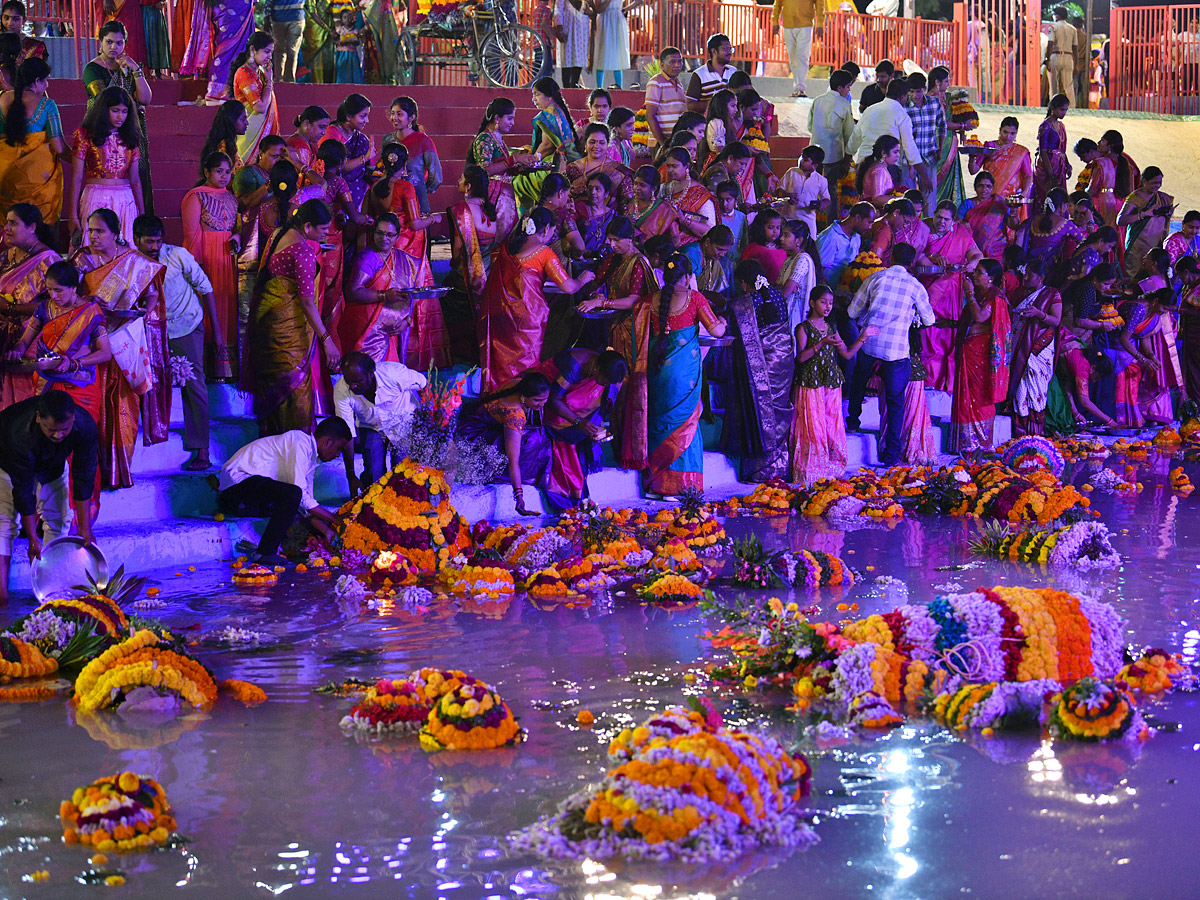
[477,244,570,390]
[0,247,61,409]
[919,224,978,392]
[340,247,426,364]
[950,289,1011,452]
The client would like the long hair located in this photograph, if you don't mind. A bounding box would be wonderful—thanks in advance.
[533,76,577,147]
[478,97,515,135]
[538,172,570,203]
[390,95,421,132]
[80,85,141,150]
[4,56,48,147]
[783,219,821,275]
[748,209,781,246]
[257,197,332,294]
[507,205,555,256]
[267,160,300,231]
[479,371,551,404]
[316,137,346,171]
[856,135,900,196]
[6,201,56,249]
[1103,129,1136,196]
[199,100,245,174]
[1038,187,1069,231]
[704,88,736,157]
[372,142,409,200]
[651,252,694,372]
[462,164,497,222]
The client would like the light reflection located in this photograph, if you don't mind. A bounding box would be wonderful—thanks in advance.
[1027,742,1063,783]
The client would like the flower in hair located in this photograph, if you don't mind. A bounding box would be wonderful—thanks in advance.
[754,274,769,291]
[523,217,538,235]
[278,182,289,190]
[666,260,677,270]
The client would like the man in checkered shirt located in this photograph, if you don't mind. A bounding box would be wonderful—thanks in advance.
[905,71,946,214]
[845,242,935,466]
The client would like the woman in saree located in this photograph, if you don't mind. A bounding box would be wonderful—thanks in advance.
[467,98,530,244]
[1117,166,1174,279]
[477,206,595,391]
[538,348,628,508]
[720,260,794,482]
[172,0,209,78]
[870,197,930,266]
[313,139,373,355]
[628,164,679,245]
[244,198,340,436]
[1166,211,1200,266]
[457,372,552,516]
[1007,258,1062,436]
[0,203,60,409]
[1177,257,1200,403]
[233,32,278,165]
[299,0,335,83]
[1014,188,1085,286]
[949,258,1011,453]
[967,116,1032,213]
[284,105,329,185]
[577,216,657,470]
[566,123,634,213]
[1125,256,1182,424]
[360,0,398,86]
[644,252,726,499]
[934,78,965,209]
[918,201,983,393]
[342,214,426,364]
[182,152,239,383]
[384,97,443,217]
[1033,95,1071,210]
[575,173,618,253]
[660,146,717,245]
[83,22,152,211]
[1062,225,1119,289]
[201,0,254,102]
[320,94,374,215]
[0,57,66,225]
[537,173,585,263]
[962,171,1011,259]
[1074,138,1122,228]
[68,86,143,248]
[71,208,167,490]
[443,166,500,362]
[856,135,901,212]
[512,77,582,214]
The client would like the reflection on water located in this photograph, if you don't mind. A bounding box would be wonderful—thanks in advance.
[2,461,1200,897]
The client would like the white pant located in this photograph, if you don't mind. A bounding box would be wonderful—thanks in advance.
[784,26,813,93]
[1050,53,1075,106]
[0,468,71,558]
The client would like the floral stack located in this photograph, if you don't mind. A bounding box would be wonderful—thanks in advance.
[839,251,886,293]
[340,668,477,735]
[968,519,1121,569]
[728,535,856,589]
[701,585,1179,745]
[60,772,176,852]
[665,489,728,552]
[510,704,815,862]
[337,459,473,573]
[72,629,220,712]
[419,680,522,750]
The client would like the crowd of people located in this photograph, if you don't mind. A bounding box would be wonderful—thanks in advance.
[0,11,1195,581]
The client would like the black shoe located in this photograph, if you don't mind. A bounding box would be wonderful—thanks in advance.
[846,421,861,433]
[251,552,288,567]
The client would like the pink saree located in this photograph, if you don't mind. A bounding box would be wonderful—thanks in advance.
[919,224,977,392]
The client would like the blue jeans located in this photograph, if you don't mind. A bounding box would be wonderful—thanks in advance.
[847,354,911,465]
[833,307,861,386]
[359,429,387,487]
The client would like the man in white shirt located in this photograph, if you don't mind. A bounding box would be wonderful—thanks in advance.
[333,351,427,495]
[848,78,921,172]
[807,68,854,221]
[134,215,225,472]
[216,418,352,564]
[779,146,830,242]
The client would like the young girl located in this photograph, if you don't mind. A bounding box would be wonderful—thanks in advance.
[703,89,737,165]
[334,8,364,84]
[369,142,443,268]
[68,85,143,247]
[182,151,239,383]
[233,31,276,164]
[385,96,443,216]
[606,106,637,167]
[741,209,785,282]
[789,283,876,484]
[777,219,818,337]
[199,99,247,175]
[716,180,746,284]
[575,88,611,135]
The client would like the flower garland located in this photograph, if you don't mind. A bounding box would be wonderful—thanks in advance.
[1044,677,1146,742]
[510,708,814,862]
[33,593,128,640]
[72,630,220,712]
[418,681,521,750]
[0,635,59,682]
[232,564,279,587]
[60,772,176,852]
[442,565,515,599]
[523,565,584,599]
[220,680,267,705]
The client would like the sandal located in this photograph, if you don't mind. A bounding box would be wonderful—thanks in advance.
[183,455,212,472]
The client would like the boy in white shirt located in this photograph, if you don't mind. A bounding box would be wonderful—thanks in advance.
[217,417,352,564]
[779,145,831,242]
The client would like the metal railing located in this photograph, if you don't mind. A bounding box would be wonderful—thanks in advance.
[1110,5,1200,114]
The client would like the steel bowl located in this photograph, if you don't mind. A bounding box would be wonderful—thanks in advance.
[31,536,108,602]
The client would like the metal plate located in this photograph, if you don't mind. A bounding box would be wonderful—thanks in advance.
[574,307,621,320]
[30,536,108,602]
[700,335,736,347]
[107,309,146,320]
[394,286,451,301]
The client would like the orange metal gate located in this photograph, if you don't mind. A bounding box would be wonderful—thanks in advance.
[1110,5,1200,113]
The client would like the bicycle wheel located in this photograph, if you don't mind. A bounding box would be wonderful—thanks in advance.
[396,30,417,86]
[478,24,546,89]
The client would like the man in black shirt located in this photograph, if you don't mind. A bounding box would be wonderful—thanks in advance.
[859,59,895,113]
[0,391,99,602]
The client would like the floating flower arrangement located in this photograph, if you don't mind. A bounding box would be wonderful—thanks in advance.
[231,564,279,588]
[419,681,521,750]
[340,669,477,735]
[1044,677,1145,742]
[510,705,814,862]
[73,630,220,712]
[60,772,176,852]
[638,572,711,604]
[968,520,1121,569]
